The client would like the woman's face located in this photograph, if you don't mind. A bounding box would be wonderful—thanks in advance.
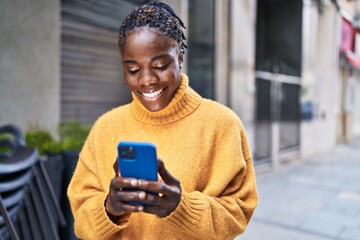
[122,27,182,112]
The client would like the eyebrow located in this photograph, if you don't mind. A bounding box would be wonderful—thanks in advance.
[123,54,170,64]
[151,54,170,61]
[123,59,137,64]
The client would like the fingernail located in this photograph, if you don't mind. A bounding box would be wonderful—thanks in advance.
[138,206,143,211]
[139,192,146,199]
[130,179,137,186]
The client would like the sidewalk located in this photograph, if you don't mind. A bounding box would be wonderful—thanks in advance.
[237,138,360,240]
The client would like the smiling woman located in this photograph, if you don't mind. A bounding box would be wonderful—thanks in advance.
[67,2,258,240]
[122,28,182,111]
[118,1,186,112]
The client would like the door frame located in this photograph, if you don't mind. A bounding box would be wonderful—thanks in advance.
[255,70,301,168]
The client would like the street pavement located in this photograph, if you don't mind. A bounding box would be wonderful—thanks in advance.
[236,138,360,240]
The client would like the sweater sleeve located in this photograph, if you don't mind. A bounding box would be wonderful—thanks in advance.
[67,124,130,240]
[163,120,258,240]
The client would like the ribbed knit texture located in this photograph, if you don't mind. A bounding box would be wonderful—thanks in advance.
[68,74,258,240]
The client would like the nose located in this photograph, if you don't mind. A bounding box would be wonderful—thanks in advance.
[139,68,158,86]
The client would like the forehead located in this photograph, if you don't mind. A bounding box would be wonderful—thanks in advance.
[122,27,178,54]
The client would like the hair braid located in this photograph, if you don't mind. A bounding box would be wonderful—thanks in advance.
[118,1,187,54]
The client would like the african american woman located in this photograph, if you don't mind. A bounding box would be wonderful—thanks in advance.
[68,2,258,240]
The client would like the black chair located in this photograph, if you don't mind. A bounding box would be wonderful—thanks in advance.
[0,125,25,147]
[0,195,20,240]
[0,168,45,240]
[0,124,66,240]
[0,124,37,173]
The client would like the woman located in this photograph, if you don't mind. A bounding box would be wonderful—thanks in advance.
[68,2,258,239]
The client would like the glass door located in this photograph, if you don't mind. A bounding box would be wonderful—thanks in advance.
[254,0,302,165]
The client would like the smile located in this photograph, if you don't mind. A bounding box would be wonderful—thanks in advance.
[140,88,163,100]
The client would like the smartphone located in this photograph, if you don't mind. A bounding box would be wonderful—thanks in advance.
[118,141,158,205]
[118,141,158,183]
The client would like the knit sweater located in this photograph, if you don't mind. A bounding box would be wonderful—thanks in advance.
[67,73,258,240]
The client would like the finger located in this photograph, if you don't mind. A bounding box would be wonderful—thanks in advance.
[142,205,168,218]
[135,180,178,197]
[107,191,146,214]
[137,192,163,206]
[141,191,180,218]
[105,194,125,216]
[113,158,120,177]
[110,177,139,189]
[157,159,180,186]
[107,201,143,216]
[115,190,147,202]
[120,203,144,212]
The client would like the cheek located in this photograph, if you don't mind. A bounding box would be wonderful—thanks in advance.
[164,65,181,79]
[124,75,136,89]
[169,70,181,86]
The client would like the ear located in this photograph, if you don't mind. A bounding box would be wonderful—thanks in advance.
[178,51,184,69]
[179,51,184,63]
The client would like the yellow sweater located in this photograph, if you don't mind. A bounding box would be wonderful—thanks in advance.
[68,74,258,240]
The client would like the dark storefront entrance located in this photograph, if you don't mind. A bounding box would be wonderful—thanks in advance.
[255,0,302,165]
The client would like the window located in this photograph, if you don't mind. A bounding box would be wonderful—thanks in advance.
[187,0,216,99]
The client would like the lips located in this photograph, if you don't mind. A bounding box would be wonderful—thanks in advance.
[140,88,164,101]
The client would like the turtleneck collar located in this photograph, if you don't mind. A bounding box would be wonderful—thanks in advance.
[129,73,202,125]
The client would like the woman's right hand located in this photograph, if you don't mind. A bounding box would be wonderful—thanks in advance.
[105,176,146,218]
[105,159,146,219]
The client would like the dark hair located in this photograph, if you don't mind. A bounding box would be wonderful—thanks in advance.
[118,2,187,54]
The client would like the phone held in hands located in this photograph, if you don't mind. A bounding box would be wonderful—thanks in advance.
[118,141,158,182]
[118,141,158,205]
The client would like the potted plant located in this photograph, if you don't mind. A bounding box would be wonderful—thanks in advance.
[25,121,91,240]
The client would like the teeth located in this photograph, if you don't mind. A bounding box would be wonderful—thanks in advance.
[142,89,163,98]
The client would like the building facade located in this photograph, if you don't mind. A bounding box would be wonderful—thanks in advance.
[1,0,357,168]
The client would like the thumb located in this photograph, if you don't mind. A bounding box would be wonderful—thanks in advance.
[157,158,179,186]
[113,158,120,177]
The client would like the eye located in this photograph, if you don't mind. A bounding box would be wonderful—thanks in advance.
[154,63,170,71]
[127,67,139,74]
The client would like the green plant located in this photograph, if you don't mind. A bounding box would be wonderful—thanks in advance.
[25,121,91,155]
[59,121,91,151]
[25,129,62,155]
[0,133,13,154]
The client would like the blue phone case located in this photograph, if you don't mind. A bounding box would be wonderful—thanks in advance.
[118,141,158,181]
[118,141,158,205]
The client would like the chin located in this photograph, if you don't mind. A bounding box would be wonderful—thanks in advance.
[146,105,164,112]
[142,96,170,112]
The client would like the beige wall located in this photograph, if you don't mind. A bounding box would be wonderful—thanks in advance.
[300,1,339,156]
[353,72,360,137]
[229,0,257,149]
[0,0,60,133]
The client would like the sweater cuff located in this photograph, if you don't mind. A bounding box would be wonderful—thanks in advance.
[93,196,131,238]
[164,189,207,232]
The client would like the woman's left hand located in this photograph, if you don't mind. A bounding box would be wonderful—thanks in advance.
[135,158,181,217]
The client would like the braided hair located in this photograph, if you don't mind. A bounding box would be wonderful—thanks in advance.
[118,2,187,55]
